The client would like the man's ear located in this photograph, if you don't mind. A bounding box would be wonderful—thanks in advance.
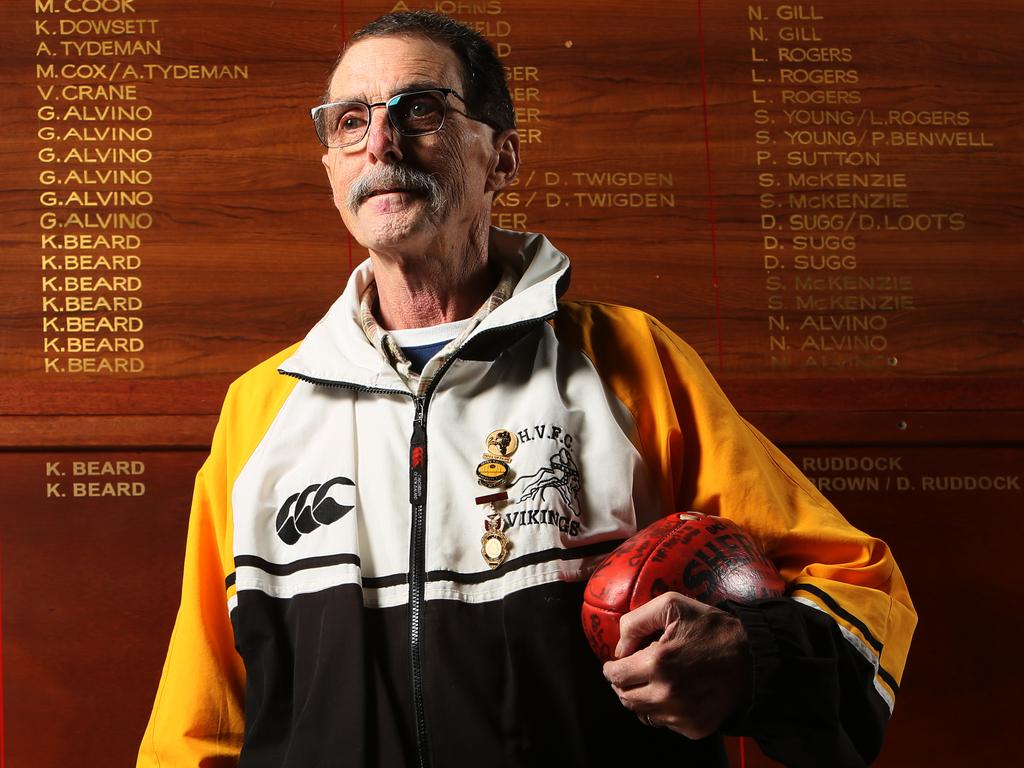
[322,152,343,211]
[486,128,520,193]
[321,152,335,186]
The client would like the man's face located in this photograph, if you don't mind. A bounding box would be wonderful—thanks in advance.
[321,35,505,256]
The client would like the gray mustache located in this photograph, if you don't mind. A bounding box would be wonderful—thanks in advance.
[347,165,442,213]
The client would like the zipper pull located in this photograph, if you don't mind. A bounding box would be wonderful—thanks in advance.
[409,397,427,505]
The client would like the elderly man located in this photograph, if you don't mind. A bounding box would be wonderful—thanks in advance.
[139,11,914,768]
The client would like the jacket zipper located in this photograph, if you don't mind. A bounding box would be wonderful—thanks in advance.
[408,395,430,768]
[278,370,410,399]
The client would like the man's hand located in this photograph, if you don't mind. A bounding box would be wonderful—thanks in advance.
[602,592,752,739]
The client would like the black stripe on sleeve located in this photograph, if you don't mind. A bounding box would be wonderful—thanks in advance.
[878,665,900,694]
[791,582,900,694]
[790,583,883,653]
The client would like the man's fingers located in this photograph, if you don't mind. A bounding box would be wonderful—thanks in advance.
[603,642,657,688]
[613,595,670,659]
[614,591,710,658]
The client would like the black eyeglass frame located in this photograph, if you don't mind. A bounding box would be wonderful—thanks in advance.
[310,87,500,148]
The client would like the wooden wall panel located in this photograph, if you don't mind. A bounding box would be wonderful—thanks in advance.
[0,450,199,768]
[777,444,1024,768]
[1,1,1021,766]
[2,0,1020,431]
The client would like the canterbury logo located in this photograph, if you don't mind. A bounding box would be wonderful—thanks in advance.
[276,476,355,545]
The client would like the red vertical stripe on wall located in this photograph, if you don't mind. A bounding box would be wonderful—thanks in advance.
[1,539,6,768]
[340,0,354,271]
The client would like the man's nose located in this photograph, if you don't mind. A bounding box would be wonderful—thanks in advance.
[366,106,402,163]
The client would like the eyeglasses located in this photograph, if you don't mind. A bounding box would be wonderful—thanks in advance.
[310,87,492,148]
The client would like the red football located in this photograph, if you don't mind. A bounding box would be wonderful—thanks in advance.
[582,512,785,662]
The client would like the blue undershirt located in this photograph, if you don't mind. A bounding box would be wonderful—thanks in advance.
[400,340,451,373]
[389,318,471,374]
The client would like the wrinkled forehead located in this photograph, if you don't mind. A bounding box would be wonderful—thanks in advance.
[328,34,466,102]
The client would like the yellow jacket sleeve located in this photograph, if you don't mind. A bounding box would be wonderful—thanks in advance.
[555,300,916,765]
[137,347,299,767]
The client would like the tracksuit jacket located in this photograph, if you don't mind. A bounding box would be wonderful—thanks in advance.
[138,228,916,768]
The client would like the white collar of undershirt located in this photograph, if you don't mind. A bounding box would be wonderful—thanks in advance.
[386,317,473,348]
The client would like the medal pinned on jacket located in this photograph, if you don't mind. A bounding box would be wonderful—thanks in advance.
[476,429,517,568]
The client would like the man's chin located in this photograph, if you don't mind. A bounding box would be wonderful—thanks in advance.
[354,213,434,254]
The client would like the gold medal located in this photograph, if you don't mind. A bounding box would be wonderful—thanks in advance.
[476,459,510,488]
[481,530,510,567]
[481,511,510,568]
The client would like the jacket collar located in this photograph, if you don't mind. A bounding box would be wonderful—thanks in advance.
[278,227,571,391]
